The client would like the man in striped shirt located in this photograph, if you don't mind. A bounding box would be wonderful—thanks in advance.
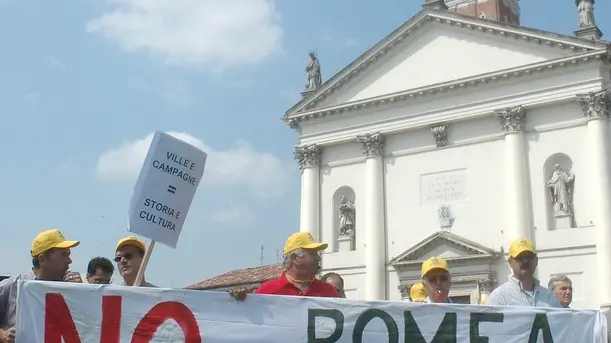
[0,229,81,343]
[487,238,561,308]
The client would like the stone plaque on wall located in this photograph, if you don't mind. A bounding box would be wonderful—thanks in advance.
[420,169,467,205]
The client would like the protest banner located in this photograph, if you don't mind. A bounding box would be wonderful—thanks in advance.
[16,280,607,343]
[128,131,207,285]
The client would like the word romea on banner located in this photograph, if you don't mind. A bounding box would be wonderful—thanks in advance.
[129,131,207,248]
[16,281,607,343]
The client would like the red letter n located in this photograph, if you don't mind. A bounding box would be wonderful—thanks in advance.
[44,293,81,343]
[131,301,201,343]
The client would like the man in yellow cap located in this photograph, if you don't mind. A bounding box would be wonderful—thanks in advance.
[421,256,452,303]
[0,229,81,343]
[487,238,561,307]
[114,236,156,287]
[231,232,339,300]
[410,282,427,302]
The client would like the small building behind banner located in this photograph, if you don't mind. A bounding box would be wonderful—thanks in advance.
[186,264,283,292]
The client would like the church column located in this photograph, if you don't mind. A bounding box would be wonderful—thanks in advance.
[496,106,532,241]
[356,132,387,300]
[577,91,611,309]
[294,145,322,240]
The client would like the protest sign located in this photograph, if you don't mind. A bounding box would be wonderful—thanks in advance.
[16,280,607,343]
[129,131,207,248]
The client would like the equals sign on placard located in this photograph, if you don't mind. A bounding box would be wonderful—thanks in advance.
[167,185,177,194]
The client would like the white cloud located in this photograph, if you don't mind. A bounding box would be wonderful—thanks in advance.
[87,0,283,71]
[95,131,294,199]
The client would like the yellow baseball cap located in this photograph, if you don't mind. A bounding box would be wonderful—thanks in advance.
[421,256,449,278]
[116,236,146,253]
[410,282,427,301]
[31,229,80,257]
[508,238,535,258]
[283,232,328,255]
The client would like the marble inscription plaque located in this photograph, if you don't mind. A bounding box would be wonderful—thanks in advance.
[420,169,467,205]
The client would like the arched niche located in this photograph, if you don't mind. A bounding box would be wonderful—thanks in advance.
[543,153,576,230]
[332,186,356,252]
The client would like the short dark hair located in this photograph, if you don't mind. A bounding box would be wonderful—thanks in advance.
[321,272,344,288]
[87,257,115,276]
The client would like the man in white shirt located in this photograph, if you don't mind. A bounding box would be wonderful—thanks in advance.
[487,238,561,308]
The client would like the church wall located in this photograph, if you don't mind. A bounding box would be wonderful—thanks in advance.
[319,142,366,269]
[525,103,596,250]
[384,125,506,259]
[321,267,366,300]
[387,270,402,301]
[338,25,561,104]
[298,66,601,146]
[535,248,597,309]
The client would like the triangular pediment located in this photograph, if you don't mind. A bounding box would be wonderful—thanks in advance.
[285,9,606,117]
[390,231,502,267]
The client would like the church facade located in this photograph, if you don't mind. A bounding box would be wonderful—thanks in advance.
[284,0,610,309]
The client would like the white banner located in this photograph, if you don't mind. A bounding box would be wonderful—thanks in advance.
[16,281,607,343]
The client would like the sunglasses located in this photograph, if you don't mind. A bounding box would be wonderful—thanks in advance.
[114,253,134,263]
[427,275,449,283]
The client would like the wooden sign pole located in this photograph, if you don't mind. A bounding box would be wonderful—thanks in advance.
[133,240,155,287]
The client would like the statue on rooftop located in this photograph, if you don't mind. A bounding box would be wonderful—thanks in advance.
[305,51,322,92]
[576,0,597,28]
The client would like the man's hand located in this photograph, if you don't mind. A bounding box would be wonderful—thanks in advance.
[0,327,16,343]
[228,289,248,301]
[64,271,83,283]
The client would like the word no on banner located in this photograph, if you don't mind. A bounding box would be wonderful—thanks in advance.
[129,131,207,248]
[15,281,608,343]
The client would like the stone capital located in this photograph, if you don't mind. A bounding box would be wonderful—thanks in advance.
[430,124,448,147]
[476,278,496,293]
[576,90,611,120]
[398,283,411,299]
[356,132,385,157]
[294,144,322,171]
[496,106,526,133]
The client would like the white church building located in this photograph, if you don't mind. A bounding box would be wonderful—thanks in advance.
[284,0,610,310]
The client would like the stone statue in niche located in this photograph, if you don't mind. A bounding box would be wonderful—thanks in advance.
[547,164,575,215]
[438,205,455,231]
[338,196,356,238]
[576,0,596,28]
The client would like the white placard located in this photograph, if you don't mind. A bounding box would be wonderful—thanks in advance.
[420,169,467,205]
[15,281,608,343]
[129,131,207,248]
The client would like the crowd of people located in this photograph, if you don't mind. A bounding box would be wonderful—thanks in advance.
[0,229,156,343]
[0,229,574,343]
[230,233,573,309]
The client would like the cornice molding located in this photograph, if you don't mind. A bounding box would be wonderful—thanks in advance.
[283,49,608,129]
[283,10,607,122]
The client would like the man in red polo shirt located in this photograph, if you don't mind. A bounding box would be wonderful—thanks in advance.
[231,232,339,299]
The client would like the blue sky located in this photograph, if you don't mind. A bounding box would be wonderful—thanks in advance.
[0,0,608,288]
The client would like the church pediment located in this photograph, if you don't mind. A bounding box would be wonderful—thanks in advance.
[285,9,606,119]
[390,231,502,268]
